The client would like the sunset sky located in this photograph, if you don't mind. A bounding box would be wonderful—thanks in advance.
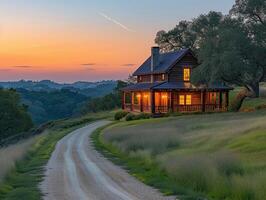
[0,0,235,83]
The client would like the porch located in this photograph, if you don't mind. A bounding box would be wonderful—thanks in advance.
[122,90,229,114]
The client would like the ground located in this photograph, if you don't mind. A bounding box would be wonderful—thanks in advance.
[101,110,266,200]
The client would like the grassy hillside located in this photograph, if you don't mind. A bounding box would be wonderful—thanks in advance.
[98,111,266,200]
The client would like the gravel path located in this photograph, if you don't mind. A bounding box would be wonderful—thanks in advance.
[40,121,176,200]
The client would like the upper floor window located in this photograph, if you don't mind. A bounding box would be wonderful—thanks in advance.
[162,74,165,81]
[183,68,191,82]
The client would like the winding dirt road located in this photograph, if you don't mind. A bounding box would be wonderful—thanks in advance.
[40,121,175,200]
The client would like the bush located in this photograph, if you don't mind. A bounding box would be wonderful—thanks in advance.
[114,111,129,120]
[125,113,136,121]
[125,113,152,121]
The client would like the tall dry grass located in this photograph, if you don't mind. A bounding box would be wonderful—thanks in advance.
[0,136,41,182]
[103,111,266,199]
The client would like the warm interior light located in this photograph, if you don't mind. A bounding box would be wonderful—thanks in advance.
[162,95,168,99]
[136,94,141,98]
[144,95,148,98]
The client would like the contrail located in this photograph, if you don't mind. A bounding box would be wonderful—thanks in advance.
[98,12,135,32]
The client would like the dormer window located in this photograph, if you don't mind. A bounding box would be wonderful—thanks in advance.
[183,68,191,82]
[162,74,165,81]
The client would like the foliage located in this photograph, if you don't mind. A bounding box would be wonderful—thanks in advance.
[125,113,151,121]
[81,80,128,114]
[100,111,266,199]
[114,111,129,121]
[0,89,33,142]
[18,88,89,125]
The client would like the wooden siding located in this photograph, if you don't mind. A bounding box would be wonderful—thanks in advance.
[168,53,198,83]
[154,74,167,82]
[137,75,151,83]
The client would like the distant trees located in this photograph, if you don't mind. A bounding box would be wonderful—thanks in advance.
[80,80,128,113]
[18,89,89,124]
[155,0,266,110]
[0,89,33,141]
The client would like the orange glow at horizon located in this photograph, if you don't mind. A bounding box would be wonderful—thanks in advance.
[0,21,154,82]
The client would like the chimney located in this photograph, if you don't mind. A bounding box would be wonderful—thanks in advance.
[151,46,160,72]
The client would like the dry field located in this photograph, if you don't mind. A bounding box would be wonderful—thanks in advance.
[102,111,266,199]
[0,134,44,183]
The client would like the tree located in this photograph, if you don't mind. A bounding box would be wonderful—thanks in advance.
[192,18,265,110]
[155,12,224,53]
[0,89,33,141]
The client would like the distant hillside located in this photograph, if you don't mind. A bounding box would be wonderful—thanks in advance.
[17,89,89,125]
[0,80,117,97]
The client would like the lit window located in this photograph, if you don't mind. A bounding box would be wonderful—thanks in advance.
[183,68,191,81]
[179,95,185,105]
[162,74,165,80]
[186,95,192,105]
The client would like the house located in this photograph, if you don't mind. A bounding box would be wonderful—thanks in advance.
[121,47,232,114]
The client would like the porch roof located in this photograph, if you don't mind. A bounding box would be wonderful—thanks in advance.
[122,82,233,92]
[121,82,163,91]
[153,82,233,91]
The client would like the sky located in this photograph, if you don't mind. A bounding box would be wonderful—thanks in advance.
[0,0,235,83]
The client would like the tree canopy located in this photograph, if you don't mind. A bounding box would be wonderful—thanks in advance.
[0,89,33,141]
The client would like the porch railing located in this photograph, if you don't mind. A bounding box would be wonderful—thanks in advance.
[155,106,169,113]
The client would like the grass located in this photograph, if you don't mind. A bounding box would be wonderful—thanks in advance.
[96,110,266,200]
[0,135,44,183]
[0,111,113,200]
[230,83,266,111]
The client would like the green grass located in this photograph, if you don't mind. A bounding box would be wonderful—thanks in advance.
[0,112,113,200]
[230,84,266,111]
[96,110,266,200]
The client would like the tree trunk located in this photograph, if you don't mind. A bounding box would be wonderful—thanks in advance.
[231,88,254,111]
[250,82,260,98]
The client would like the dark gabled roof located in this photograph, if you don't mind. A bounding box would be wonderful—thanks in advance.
[153,82,233,91]
[133,48,192,76]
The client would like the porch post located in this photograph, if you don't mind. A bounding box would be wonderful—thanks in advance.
[171,91,174,112]
[140,92,143,112]
[151,90,156,114]
[201,90,206,112]
[168,91,171,113]
[131,92,134,111]
[219,91,223,110]
[225,91,229,111]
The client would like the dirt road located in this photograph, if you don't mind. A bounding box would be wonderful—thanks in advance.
[40,121,175,200]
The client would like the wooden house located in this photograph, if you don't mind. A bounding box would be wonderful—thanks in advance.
[121,47,232,114]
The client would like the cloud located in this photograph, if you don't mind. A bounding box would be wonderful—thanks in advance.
[121,63,136,67]
[81,63,96,66]
[98,12,135,32]
[11,65,33,68]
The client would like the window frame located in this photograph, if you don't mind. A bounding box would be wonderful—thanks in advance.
[183,67,191,82]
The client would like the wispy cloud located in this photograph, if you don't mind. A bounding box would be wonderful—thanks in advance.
[11,65,33,68]
[121,63,135,67]
[98,12,135,32]
[81,63,96,66]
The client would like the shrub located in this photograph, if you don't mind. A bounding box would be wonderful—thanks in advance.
[125,113,151,121]
[256,104,266,110]
[114,111,129,120]
[125,113,136,121]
